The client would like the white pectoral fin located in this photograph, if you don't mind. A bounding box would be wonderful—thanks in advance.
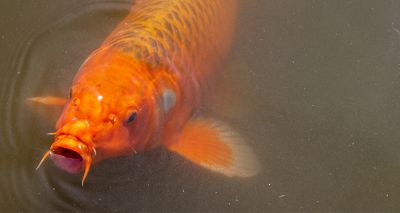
[166,118,261,177]
[26,96,66,123]
[26,96,67,106]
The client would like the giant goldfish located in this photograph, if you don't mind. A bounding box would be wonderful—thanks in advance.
[30,0,260,185]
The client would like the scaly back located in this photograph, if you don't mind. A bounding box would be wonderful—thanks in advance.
[101,0,238,79]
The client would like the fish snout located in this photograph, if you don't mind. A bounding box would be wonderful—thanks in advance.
[58,120,94,143]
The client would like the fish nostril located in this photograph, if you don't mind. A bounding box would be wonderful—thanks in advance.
[72,97,80,106]
[108,113,117,124]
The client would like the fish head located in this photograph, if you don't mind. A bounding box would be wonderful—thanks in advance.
[37,49,156,184]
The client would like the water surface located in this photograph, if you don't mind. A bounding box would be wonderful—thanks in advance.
[1,0,400,211]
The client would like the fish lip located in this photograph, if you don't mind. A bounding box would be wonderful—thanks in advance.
[54,133,97,158]
[49,134,93,173]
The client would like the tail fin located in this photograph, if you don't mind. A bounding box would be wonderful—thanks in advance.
[166,119,260,177]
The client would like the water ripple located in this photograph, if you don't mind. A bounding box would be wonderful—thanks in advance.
[0,1,131,211]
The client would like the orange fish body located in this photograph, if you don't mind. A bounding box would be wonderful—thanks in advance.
[36,0,260,184]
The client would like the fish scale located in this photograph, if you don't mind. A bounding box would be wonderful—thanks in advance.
[102,0,237,77]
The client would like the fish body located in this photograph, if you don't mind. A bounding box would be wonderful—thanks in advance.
[36,0,260,184]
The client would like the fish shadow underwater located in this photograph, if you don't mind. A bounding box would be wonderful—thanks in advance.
[42,147,253,211]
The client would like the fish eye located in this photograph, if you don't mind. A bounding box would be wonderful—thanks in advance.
[125,112,137,125]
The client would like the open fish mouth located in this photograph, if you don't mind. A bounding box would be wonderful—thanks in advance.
[36,135,94,185]
[50,146,84,173]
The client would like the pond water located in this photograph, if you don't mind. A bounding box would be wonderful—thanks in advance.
[1,0,400,211]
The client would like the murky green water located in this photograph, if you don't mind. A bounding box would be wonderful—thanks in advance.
[1,0,400,211]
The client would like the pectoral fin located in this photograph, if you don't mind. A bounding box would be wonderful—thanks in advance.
[166,119,261,177]
[26,96,67,106]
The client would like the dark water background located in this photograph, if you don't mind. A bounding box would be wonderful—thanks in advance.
[1,0,400,211]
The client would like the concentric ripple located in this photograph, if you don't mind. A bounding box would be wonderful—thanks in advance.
[0,1,132,211]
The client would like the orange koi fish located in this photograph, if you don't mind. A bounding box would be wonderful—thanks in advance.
[32,0,260,185]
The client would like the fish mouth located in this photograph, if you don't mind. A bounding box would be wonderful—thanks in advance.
[37,135,94,185]
[50,145,84,173]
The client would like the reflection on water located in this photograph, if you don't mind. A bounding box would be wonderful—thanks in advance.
[1,0,400,211]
